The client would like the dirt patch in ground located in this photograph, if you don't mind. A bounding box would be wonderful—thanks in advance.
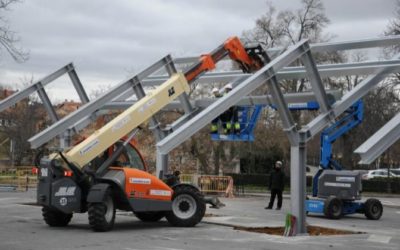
[234,225,364,236]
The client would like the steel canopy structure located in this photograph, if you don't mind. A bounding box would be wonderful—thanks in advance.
[2,36,400,235]
[156,36,400,234]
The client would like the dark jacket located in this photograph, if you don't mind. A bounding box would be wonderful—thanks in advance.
[269,168,285,191]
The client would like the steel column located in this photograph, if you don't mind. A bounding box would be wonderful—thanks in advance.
[290,132,307,234]
[156,151,169,179]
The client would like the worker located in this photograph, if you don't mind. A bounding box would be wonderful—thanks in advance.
[265,161,285,210]
[210,87,222,134]
[223,84,240,134]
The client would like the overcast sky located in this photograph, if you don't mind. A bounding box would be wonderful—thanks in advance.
[0,0,397,102]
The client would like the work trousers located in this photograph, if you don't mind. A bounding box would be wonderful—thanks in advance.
[267,188,282,209]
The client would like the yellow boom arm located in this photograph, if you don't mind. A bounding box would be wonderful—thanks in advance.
[65,73,189,168]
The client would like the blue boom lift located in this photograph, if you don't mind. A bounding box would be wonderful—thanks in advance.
[306,100,383,220]
[212,98,383,220]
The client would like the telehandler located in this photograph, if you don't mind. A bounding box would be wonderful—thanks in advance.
[35,37,268,231]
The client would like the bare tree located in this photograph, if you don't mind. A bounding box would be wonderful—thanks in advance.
[0,82,46,165]
[243,0,330,49]
[0,0,28,62]
[243,0,338,98]
[240,0,337,169]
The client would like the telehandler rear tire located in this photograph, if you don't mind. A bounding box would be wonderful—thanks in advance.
[88,188,116,232]
[166,185,206,227]
[42,206,72,227]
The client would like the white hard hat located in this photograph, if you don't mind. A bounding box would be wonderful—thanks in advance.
[225,83,233,90]
[275,161,283,167]
[212,87,219,93]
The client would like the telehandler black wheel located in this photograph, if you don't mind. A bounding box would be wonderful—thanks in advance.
[166,185,206,227]
[88,188,116,232]
[323,196,343,219]
[42,206,72,227]
[134,212,165,222]
[364,198,383,220]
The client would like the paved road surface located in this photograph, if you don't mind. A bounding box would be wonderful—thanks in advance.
[0,190,399,250]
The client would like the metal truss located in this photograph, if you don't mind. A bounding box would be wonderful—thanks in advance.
[156,35,400,234]
[0,63,89,147]
[3,35,400,235]
[29,55,175,148]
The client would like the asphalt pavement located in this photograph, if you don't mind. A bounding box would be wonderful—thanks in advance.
[0,190,399,250]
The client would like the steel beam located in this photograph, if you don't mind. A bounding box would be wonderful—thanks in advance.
[35,82,59,123]
[301,53,400,140]
[28,55,173,149]
[157,39,309,154]
[103,90,341,111]
[138,60,400,87]
[68,68,90,103]
[310,35,400,53]
[172,36,400,65]
[266,76,299,145]
[0,63,73,112]
[301,45,331,114]
[355,112,400,164]
[68,90,341,139]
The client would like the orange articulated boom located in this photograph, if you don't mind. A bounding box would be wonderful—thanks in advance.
[223,36,266,73]
[223,37,254,69]
[183,36,267,84]
[184,54,216,82]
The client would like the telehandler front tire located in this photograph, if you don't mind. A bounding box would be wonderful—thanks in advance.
[88,188,116,232]
[166,185,206,227]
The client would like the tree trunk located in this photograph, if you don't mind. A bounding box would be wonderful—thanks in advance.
[190,138,209,174]
[213,141,224,175]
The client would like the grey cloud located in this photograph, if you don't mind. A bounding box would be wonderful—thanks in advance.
[0,0,397,98]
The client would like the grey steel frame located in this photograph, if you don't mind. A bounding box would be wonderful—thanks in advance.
[156,36,400,234]
[133,60,400,87]
[5,35,399,235]
[28,55,177,149]
[0,63,89,147]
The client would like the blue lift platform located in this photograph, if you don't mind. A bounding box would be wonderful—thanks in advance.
[211,101,320,142]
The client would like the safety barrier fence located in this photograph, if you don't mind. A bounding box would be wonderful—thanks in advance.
[0,167,37,191]
[0,168,235,196]
[180,174,234,197]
